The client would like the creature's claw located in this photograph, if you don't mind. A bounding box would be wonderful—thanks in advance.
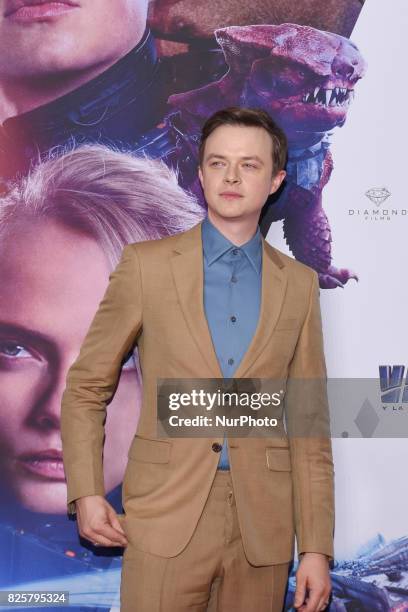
[319,274,344,289]
[319,266,359,289]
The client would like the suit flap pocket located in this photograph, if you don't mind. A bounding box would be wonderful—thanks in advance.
[128,436,172,463]
[266,447,291,471]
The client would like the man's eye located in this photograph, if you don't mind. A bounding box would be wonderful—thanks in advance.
[210,161,224,167]
[243,163,257,169]
[0,341,33,359]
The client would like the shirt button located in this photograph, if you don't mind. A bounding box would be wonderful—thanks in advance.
[228,358,234,365]
[232,249,239,256]
[212,442,222,453]
[230,315,237,323]
[231,276,237,283]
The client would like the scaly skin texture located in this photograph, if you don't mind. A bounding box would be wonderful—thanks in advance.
[148,0,365,44]
[168,24,367,288]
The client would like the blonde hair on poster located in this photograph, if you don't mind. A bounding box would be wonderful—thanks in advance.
[0,143,204,269]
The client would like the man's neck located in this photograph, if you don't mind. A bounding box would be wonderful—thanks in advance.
[206,210,259,246]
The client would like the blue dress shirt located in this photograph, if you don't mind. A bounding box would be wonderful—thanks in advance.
[201,216,262,469]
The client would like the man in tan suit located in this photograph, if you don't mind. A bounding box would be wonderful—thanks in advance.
[61,107,334,611]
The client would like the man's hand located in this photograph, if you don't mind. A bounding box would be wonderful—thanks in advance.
[75,495,128,547]
[294,552,331,611]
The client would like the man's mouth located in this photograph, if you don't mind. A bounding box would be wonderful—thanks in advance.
[219,192,243,199]
[4,0,80,21]
[302,86,354,108]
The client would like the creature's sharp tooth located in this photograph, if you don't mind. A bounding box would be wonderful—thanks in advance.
[325,89,332,105]
[342,87,347,95]
[314,87,320,98]
[335,87,340,96]
[329,90,337,106]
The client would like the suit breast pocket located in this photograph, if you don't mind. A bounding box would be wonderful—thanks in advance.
[265,447,292,471]
[275,317,300,331]
[270,318,301,360]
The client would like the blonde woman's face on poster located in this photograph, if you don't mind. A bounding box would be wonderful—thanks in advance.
[0,218,141,514]
[0,0,149,79]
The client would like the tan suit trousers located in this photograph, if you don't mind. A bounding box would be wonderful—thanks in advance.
[120,470,290,611]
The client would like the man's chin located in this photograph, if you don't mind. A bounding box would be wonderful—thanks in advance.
[213,203,245,217]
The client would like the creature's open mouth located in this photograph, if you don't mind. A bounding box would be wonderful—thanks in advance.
[302,87,354,107]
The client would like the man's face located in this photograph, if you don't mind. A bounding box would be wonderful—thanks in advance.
[198,124,285,224]
[0,0,148,79]
[0,219,141,514]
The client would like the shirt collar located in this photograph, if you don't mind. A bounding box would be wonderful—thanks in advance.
[201,216,262,275]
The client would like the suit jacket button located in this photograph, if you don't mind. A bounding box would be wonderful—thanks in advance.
[212,442,222,453]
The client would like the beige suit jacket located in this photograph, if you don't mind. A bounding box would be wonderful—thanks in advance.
[60,220,335,565]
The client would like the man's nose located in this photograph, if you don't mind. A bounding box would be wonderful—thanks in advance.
[223,167,241,184]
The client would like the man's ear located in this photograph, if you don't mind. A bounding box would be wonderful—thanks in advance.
[269,170,286,195]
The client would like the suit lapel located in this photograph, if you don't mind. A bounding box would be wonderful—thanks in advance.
[170,221,288,380]
[170,222,223,377]
[233,238,288,378]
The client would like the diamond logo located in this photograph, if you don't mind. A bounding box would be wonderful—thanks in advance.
[354,399,380,437]
[365,187,391,206]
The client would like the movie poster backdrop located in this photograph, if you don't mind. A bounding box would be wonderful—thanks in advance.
[2,1,406,610]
